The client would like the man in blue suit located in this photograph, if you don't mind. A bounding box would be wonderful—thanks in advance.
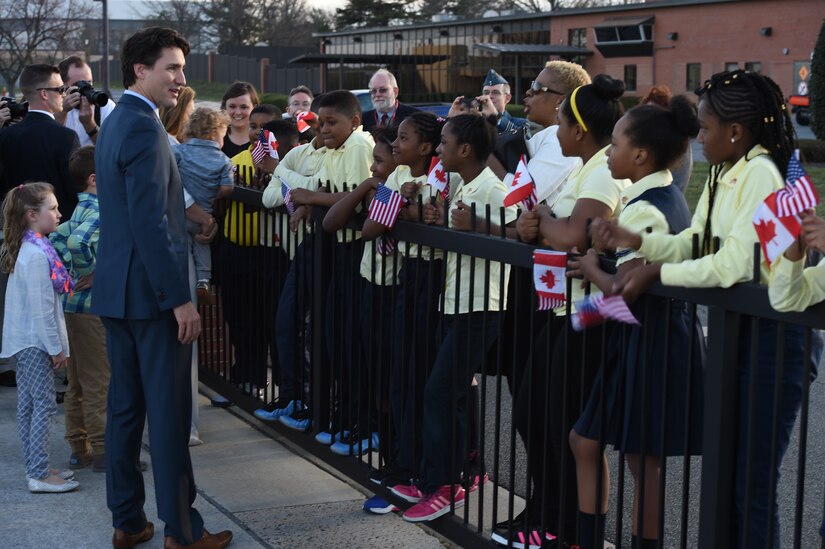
[93,27,232,549]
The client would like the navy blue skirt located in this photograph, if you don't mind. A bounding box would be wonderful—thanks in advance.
[574,294,705,457]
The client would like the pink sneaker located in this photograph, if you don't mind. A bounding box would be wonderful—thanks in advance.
[389,483,424,503]
[402,485,465,522]
[466,472,490,493]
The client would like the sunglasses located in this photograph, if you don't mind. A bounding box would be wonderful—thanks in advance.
[528,80,565,96]
[370,87,390,95]
[38,85,68,95]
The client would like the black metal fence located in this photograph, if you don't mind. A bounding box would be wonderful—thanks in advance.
[197,182,825,549]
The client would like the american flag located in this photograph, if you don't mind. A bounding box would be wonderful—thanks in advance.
[775,150,819,218]
[571,293,640,331]
[533,250,566,311]
[376,234,395,255]
[368,184,406,229]
[280,178,296,214]
[251,129,279,165]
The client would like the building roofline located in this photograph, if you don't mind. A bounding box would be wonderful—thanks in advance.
[315,0,744,37]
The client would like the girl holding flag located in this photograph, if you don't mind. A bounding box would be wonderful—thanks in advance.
[391,115,517,522]
[359,113,448,498]
[566,96,704,549]
[497,75,629,549]
[595,69,806,549]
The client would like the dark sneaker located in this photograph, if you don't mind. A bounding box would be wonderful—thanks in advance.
[369,463,414,487]
[363,495,399,515]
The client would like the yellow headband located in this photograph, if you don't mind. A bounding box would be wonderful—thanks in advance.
[569,86,588,133]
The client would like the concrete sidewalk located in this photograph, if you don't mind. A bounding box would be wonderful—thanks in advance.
[0,383,447,549]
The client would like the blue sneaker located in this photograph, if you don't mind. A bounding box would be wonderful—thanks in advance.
[363,495,399,515]
[315,431,348,445]
[330,432,379,456]
[254,400,303,422]
[279,408,311,432]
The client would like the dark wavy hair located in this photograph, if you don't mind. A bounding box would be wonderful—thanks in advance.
[121,27,189,88]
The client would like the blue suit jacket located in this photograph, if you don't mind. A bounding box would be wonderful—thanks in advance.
[91,93,190,319]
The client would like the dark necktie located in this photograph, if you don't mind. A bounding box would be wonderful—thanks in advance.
[380,113,389,128]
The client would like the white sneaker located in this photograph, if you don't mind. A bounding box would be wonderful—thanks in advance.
[27,476,80,493]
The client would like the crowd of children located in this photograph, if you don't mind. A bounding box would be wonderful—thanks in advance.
[2,62,822,549]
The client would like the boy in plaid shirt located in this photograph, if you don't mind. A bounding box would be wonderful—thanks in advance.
[50,145,109,471]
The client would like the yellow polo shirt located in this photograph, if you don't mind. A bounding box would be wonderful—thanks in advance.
[443,167,517,314]
[225,149,269,247]
[360,239,401,286]
[552,146,629,220]
[314,129,375,243]
[550,147,630,314]
[264,139,327,258]
[769,256,825,312]
[639,145,782,288]
[615,170,673,267]
[382,164,443,261]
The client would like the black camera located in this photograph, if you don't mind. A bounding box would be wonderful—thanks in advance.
[459,96,480,111]
[0,97,28,120]
[73,80,108,107]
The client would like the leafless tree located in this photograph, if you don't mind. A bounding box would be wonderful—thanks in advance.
[139,0,208,52]
[0,0,92,94]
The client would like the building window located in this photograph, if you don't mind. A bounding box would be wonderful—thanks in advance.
[686,63,702,91]
[569,28,587,48]
[624,64,637,92]
[745,61,762,74]
[725,62,739,72]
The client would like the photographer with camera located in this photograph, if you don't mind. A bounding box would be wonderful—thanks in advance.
[0,96,27,127]
[0,64,80,218]
[56,56,114,145]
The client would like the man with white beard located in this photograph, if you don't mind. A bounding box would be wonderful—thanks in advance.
[361,69,419,131]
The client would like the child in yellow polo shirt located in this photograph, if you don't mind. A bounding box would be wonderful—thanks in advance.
[566,96,704,549]
[391,115,517,522]
[277,91,374,435]
[596,69,805,549]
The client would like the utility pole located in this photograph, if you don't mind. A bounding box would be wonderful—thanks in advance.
[94,0,110,93]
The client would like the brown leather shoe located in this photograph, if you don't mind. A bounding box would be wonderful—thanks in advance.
[164,529,233,549]
[112,521,154,549]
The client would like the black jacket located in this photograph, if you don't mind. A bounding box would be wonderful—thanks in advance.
[362,102,420,131]
[0,111,80,218]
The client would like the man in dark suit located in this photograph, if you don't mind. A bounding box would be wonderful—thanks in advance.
[0,64,79,218]
[93,27,232,549]
[361,69,419,131]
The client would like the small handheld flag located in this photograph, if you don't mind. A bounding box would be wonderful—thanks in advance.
[775,150,819,218]
[296,111,315,134]
[533,250,566,310]
[251,129,268,165]
[368,184,406,229]
[280,177,296,214]
[427,158,450,199]
[571,293,640,331]
[504,154,537,210]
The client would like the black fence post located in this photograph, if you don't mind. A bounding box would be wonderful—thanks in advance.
[311,211,332,433]
[698,305,740,548]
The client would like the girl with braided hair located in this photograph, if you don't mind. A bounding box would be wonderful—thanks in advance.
[594,69,805,549]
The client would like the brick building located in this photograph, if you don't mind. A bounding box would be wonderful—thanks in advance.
[309,0,821,102]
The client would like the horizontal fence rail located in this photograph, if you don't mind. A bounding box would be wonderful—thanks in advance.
[197,184,825,549]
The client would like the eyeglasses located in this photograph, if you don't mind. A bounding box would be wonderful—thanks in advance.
[369,87,390,95]
[289,101,311,107]
[527,80,564,96]
[38,86,68,95]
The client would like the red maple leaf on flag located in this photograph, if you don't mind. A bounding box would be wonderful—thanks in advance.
[540,269,556,290]
[435,169,446,183]
[512,171,522,185]
[754,218,777,244]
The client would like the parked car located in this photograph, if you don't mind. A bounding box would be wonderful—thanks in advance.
[789,95,810,126]
[351,89,373,114]
[409,102,452,118]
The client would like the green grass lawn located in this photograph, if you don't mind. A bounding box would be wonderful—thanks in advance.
[686,161,825,217]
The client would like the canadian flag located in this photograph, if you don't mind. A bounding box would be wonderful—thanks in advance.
[752,192,800,266]
[504,154,537,210]
[427,158,449,198]
[533,249,567,311]
[266,131,279,160]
